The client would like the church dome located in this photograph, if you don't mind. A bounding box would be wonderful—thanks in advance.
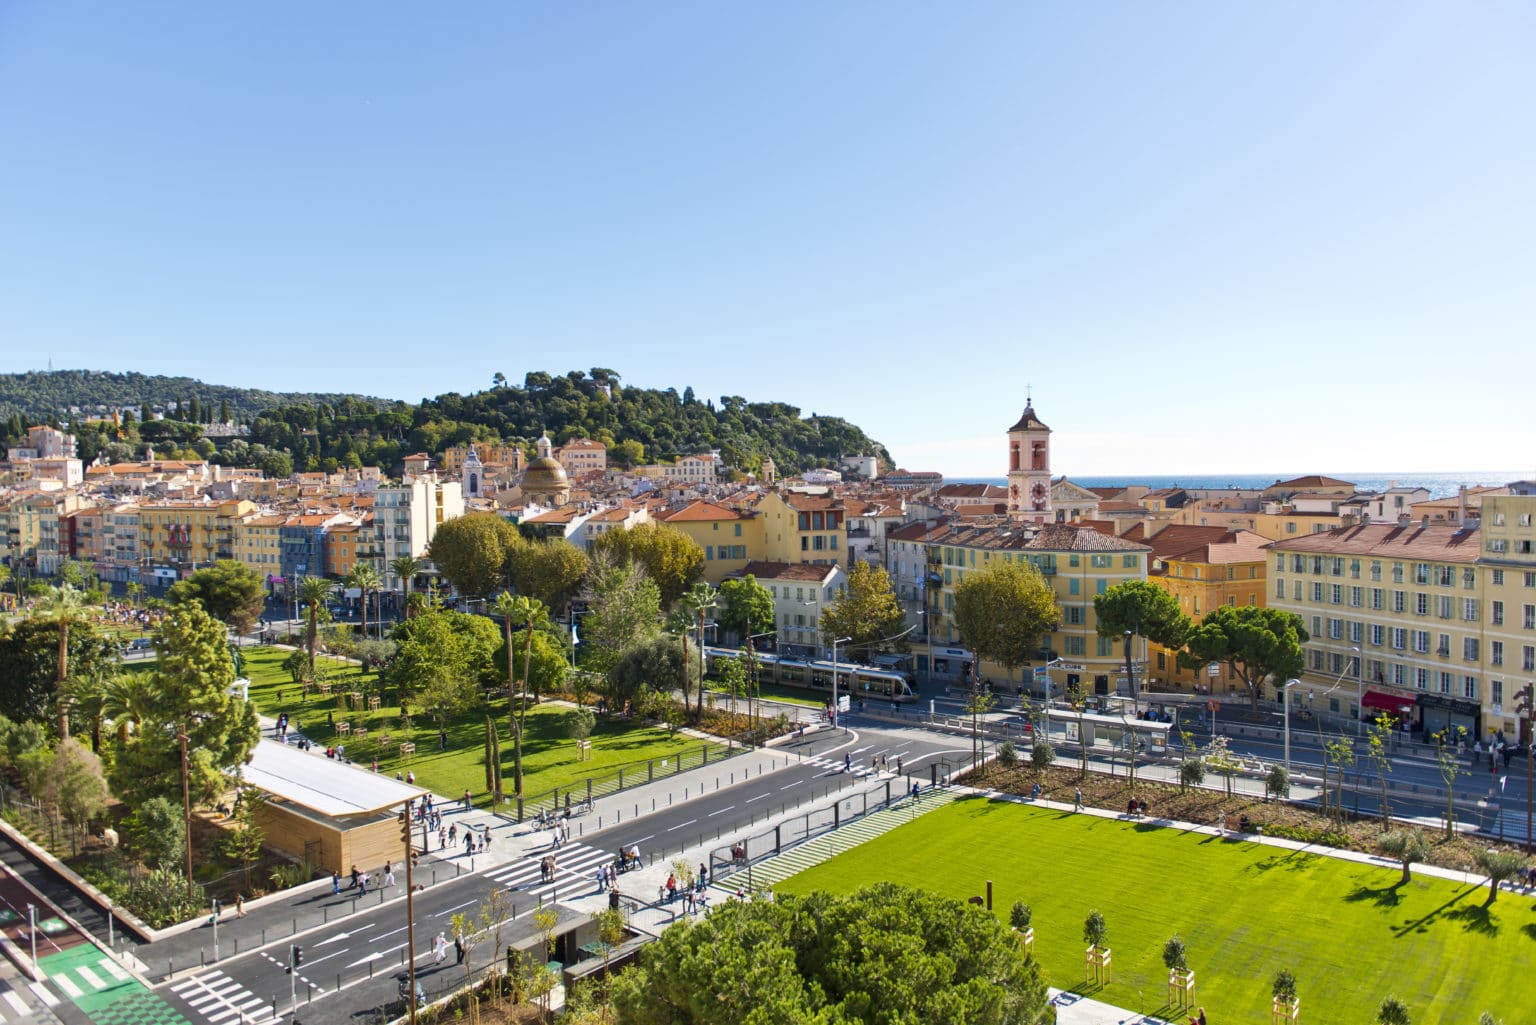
[522,455,569,491]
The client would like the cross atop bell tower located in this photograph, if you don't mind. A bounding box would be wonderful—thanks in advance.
[1006,400,1052,524]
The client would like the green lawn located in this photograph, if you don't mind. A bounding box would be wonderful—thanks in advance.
[231,646,722,808]
[778,797,1532,1023]
[706,682,824,709]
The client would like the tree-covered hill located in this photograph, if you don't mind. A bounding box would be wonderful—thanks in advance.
[0,368,891,478]
[0,369,388,423]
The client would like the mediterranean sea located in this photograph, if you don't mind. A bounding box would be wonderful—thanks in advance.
[948,472,1528,501]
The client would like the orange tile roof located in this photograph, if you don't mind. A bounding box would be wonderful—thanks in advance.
[1266,522,1480,563]
[737,561,840,582]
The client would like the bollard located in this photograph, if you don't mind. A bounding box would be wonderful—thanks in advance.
[668,793,673,806]
[652,798,656,812]
[323,907,328,923]
[169,958,173,977]
[201,950,205,967]
[294,917,299,934]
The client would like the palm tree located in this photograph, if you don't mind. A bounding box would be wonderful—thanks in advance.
[391,555,422,619]
[680,583,718,719]
[296,576,335,684]
[34,584,89,740]
[347,564,383,640]
[493,592,551,801]
[103,675,155,747]
[664,608,694,715]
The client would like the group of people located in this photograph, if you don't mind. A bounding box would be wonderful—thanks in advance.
[662,868,711,914]
[1126,798,1150,818]
[274,712,297,742]
[333,860,397,896]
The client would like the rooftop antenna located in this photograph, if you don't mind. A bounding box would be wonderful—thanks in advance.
[1026,383,1032,406]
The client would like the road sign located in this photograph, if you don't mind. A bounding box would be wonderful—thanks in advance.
[1207,662,1221,677]
[837,695,850,712]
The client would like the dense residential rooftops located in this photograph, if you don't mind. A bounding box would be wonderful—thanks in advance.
[1265,522,1482,562]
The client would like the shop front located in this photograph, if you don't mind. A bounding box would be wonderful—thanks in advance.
[1416,693,1481,742]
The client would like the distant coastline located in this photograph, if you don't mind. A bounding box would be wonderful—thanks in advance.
[944,472,1528,502]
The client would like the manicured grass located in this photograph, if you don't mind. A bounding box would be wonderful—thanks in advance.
[233,646,722,807]
[777,797,1531,1023]
[706,682,824,709]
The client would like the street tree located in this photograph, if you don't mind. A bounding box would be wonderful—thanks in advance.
[680,583,718,717]
[388,609,499,723]
[1180,605,1308,712]
[1376,996,1411,1025]
[1094,580,1191,702]
[590,522,705,607]
[1434,727,1466,840]
[500,594,553,799]
[1473,848,1526,905]
[819,562,905,664]
[125,796,185,870]
[506,537,589,614]
[567,706,596,760]
[607,634,698,713]
[168,560,266,635]
[1365,711,1395,825]
[612,882,1052,1025]
[390,555,422,613]
[345,563,383,640]
[1378,828,1429,885]
[952,562,1061,692]
[717,575,774,643]
[1321,735,1355,823]
[296,576,335,685]
[427,512,520,598]
[580,551,662,675]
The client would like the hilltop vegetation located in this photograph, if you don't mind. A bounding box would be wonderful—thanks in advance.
[0,369,387,423]
[0,368,890,477]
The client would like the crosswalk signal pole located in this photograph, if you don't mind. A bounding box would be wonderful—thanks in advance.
[27,904,36,971]
[1518,684,1534,854]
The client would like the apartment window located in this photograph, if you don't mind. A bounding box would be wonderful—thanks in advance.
[1276,554,1285,572]
[1491,641,1503,666]
[1370,561,1382,581]
[1276,580,1286,600]
[1068,578,1080,596]
[1090,554,1112,568]
[829,535,838,551]
[1096,636,1115,657]
[1330,584,1342,605]
[734,523,742,537]
[1392,563,1404,583]
[1349,586,1362,607]
[1462,637,1479,662]
[1123,555,1138,569]
[1436,671,1453,694]
[1331,558,1345,576]
[1492,680,1503,706]
[1367,659,1384,682]
[1291,555,1304,573]
[1415,593,1429,616]
[1311,582,1324,602]
[1411,630,1430,654]
[1492,569,1504,585]
[1287,523,1297,534]
[1414,667,1429,690]
[1391,663,1406,686]
[800,536,809,551]
[1350,559,1361,579]
[1349,620,1363,644]
[1311,616,1322,636]
[1463,568,1476,590]
[1492,601,1504,626]
[1413,563,1430,584]
[1526,604,1536,630]
[1309,649,1325,671]
[1293,581,1303,601]
[1463,599,1478,622]
[1329,652,1345,674]
[1369,623,1384,646]
[1066,636,1086,656]
[1436,633,1451,657]
[1526,572,1536,588]
[1064,606,1083,625]
[1069,554,1080,568]
[1096,579,1108,595]
[1310,557,1323,575]
[1392,591,1407,613]
[1436,596,1453,619]
[1525,645,1536,673]
[1370,588,1384,610]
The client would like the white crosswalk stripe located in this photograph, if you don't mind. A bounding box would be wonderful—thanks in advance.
[486,843,614,898]
[169,970,280,1025]
[27,981,59,1008]
[0,981,32,1020]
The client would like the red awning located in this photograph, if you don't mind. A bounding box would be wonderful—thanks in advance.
[1361,690,1415,716]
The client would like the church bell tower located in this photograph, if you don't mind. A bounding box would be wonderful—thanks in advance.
[1006,399,1052,524]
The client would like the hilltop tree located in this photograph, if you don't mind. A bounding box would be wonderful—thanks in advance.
[1181,605,1308,712]
[819,562,905,663]
[952,562,1061,691]
[169,560,266,635]
[590,522,705,607]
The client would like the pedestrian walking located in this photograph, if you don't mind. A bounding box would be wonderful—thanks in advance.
[332,871,341,896]
[1074,787,1083,812]
[433,932,448,964]
[448,823,457,845]
[454,933,464,965]
[463,789,472,811]
[235,893,246,918]
[844,753,852,773]
[350,864,361,890]
[385,865,396,889]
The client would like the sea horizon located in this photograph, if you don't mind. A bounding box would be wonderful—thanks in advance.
[943,471,1529,501]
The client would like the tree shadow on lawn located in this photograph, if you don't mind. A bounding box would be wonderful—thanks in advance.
[1343,878,1406,909]
[1247,849,1315,875]
[1388,883,1489,937]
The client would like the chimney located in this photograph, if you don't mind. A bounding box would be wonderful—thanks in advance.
[1398,513,1410,527]
[1420,515,1430,529]
[1457,485,1467,524]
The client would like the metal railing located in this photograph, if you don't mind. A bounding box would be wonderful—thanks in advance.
[517,739,748,822]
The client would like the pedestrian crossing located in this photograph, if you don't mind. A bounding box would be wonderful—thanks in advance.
[802,754,894,779]
[484,842,615,900]
[0,977,49,1022]
[724,788,959,890]
[169,969,279,1025]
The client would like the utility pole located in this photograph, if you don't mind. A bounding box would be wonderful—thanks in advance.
[401,799,419,1025]
[179,726,194,897]
[1518,684,1534,854]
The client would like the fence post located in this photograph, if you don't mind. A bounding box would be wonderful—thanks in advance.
[587,778,593,805]
[834,803,840,830]
[774,824,781,854]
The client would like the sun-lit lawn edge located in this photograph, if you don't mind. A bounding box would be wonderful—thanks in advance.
[775,796,1528,1023]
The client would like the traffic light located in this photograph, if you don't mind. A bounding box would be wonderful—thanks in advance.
[291,944,303,969]
[1516,684,1534,716]
[399,809,411,845]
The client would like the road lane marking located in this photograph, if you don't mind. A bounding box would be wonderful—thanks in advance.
[666,818,698,832]
[745,793,769,802]
[707,806,733,817]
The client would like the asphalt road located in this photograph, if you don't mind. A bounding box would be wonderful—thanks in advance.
[147,723,970,1025]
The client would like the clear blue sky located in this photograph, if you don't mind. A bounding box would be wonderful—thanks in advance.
[2,3,1531,477]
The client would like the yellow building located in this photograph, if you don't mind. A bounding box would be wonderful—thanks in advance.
[659,501,765,583]
[233,514,287,583]
[1129,525,1270,691]
[757,492,845,566]
[139,499,258,577]
[1479,488,1536,743]
[921,521,1150,696]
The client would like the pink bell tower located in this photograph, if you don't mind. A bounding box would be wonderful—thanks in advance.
[1006,396,1051,524]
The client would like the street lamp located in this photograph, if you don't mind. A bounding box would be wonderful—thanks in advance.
[1036,656,1065,738]
[1281,678,1302,775]
[1349,645,1363,737]
[831,635,852,733]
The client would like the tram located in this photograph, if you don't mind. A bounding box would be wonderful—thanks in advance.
[703,646,918,703]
